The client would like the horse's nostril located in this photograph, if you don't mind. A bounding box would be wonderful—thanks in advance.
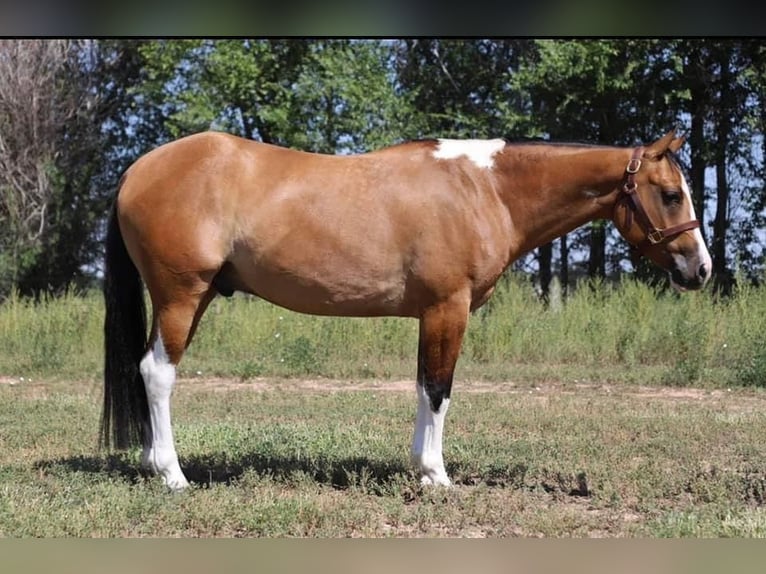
[698,263,708,280]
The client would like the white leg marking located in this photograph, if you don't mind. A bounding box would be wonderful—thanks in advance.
[432,138,506,169]
[139,334,189,490]
[410,383,452,486]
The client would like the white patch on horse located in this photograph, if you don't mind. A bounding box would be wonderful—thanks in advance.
[673,172,712,280]
[432,138,506,169]
[410,382,452,486]
[139,333,189,490]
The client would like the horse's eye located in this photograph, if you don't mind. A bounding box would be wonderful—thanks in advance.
[661,190,682,206]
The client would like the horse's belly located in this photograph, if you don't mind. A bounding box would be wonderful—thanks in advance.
[256,276,407,317]
[231,256,409,317]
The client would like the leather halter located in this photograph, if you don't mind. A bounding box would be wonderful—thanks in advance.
[614,146,701,258]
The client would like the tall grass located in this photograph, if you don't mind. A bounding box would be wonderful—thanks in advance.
[1,274,765,387]
[0,289,104,380]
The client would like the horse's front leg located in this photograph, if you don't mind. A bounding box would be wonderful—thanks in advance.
[411,293,470,486]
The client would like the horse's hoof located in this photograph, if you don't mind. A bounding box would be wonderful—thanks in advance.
[420,473,452,487]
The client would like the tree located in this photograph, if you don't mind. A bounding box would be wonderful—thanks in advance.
[394,39,534,139]
[0,41,70,294]
[737,40,766,282]
[135,39,411,155]
[282,40,418,153]
[0,40,148,298]
[677,39,766,291]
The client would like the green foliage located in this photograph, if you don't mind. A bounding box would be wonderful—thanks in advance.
[134,39,411,153]
[720,279,766,387]
[289,40,420,152]
[395,39,535,139]
[2,276,766,390]
[2,38,766,302]
[279,336,320,375]
[0,289,103,379]
[512,39,683,143]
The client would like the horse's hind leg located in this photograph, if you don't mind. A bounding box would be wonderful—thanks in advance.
[411,293,470,486]
[140,283,216,490]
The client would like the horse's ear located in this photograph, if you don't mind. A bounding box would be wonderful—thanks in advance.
[668,134,686,153]
[643,129,677,160]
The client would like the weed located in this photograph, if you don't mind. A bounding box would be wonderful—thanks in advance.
[280,335,320,375]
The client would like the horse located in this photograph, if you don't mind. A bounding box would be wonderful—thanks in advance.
[101,128,711,489]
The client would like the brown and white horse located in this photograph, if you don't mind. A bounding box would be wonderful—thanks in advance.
[101,129,711,489]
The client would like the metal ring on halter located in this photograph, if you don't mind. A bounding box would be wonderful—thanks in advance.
[626,158,642,174]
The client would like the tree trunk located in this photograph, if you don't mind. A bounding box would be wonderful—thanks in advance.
[559,234,569,298]
[712,50,733,295]
[686,45,708,245]
[588,222,606,280]
[538,242,553,304]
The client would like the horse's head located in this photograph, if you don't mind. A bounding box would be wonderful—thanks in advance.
[612,129,712,291]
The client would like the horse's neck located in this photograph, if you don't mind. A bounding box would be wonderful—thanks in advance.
[497,146,630,254]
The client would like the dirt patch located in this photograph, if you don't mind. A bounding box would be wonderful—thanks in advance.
[6,375,766,414]
[0,375,26,385]
[171,376,766,410]
[175,377,417,394]
[173,377,567,395]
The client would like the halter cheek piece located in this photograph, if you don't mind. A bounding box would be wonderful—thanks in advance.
[614,146,701,259]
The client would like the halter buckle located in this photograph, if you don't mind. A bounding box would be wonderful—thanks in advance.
[647,229,665,245]
[626,158,642,174]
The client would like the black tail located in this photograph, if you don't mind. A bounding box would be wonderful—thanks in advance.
[100,202,149,450]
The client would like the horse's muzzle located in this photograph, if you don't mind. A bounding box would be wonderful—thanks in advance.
[670,262,709,291]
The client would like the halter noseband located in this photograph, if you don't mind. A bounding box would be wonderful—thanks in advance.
[615,146,701,258]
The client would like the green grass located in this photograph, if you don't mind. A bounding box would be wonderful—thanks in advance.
[2,379,766,537]
[3,275,766,537]
[2,274,766,387]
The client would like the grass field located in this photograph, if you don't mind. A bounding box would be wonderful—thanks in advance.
[2,275,766,537]
[2,377,766,537]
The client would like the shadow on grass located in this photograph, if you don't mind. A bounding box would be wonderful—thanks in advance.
[35,453,146,484]
[36,452,547,498]
[182,452,412,490]
[34,453,604,500]
[36,451,413,491]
